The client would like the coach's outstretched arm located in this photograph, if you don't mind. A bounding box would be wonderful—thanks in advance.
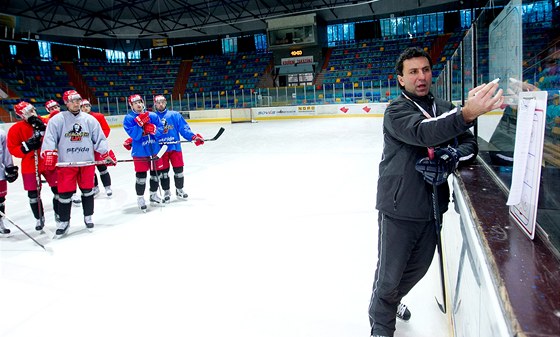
[461,81,504,123]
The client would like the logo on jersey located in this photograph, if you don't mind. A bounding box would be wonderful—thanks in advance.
[161,118,174,134]
[65,123,90,141]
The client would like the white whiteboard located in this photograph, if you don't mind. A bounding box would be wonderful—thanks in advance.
[507,91,548,240]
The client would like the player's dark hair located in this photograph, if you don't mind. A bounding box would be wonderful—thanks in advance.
[395,47,433,76]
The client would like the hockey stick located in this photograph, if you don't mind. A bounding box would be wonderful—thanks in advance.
[160,127,225,145]
[0,210,52,252]
[56,145,168,168]
[34,150,43,223]
[429,149,447,314]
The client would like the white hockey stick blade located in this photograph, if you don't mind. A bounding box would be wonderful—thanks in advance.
[155,144,167,158]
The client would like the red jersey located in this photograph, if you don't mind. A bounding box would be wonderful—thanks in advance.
[91,112,110,138]
[7,116,49,174]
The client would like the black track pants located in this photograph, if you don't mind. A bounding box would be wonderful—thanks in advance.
[368,212,437,336]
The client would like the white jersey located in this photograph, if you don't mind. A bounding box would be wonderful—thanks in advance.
[41,110,109,163]
[0,128,14,180]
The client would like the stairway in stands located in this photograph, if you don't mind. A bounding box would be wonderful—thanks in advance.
[61,61,96,104]
[172,60,192,99]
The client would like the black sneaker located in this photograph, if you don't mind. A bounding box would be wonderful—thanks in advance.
[396,302,411,321]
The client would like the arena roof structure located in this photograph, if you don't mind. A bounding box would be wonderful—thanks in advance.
[2,0,481,44]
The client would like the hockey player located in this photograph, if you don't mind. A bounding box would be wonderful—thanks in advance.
[152,94,204,202]
[41,90,116,236]
[0,128,19,234]
[45,99,61,118]
[46,99,82,205]
[7,101,59,231]
[122,94,164,211]
[81,99,113,197]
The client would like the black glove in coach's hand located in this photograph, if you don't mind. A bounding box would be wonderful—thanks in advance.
[415,147,459,186]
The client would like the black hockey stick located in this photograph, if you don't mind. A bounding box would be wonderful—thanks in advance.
[160,127,225,145]
[34,150,44,224]
[429,148,447,314]
[56,145,168,168]
[0,210,52,252]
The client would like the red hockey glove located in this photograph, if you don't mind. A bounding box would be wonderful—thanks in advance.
[192,133,204,146]
[42,150,58,170]
[123,137,133,150]
[134,111,150,127]
[143,123,156,135]
[99,150,117,166]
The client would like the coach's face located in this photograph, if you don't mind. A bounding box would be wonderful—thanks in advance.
[398,56,432,97]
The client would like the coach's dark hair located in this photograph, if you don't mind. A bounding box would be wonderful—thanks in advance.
[395,47,433,76]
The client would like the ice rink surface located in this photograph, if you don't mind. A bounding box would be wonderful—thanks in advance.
[0,117,450,337]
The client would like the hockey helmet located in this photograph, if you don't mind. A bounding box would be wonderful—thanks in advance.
[80,99,91,106]
[14,101,35,119]
[128,94,143,106]
[45,99,60,111]
[154,95,166,103]
[63,90,82,104]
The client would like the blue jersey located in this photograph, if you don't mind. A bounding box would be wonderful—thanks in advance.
[155,109,196,152]
[123,110,164,157]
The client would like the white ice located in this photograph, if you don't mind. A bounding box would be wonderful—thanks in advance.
[0,117,450,337]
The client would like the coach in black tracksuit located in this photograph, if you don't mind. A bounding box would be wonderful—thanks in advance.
[368,47,503,337]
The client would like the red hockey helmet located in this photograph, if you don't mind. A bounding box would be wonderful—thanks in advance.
[14,101,35,119]
[45,99,60,111]
[153,95,166,103]
[63,90,82,104]
[80,99,91,106]
[128,94,143,106]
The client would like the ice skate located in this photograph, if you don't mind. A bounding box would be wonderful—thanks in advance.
[396,302,411,321]
[137,196,147,212]
[84,215,94,230]
[0,218,10,235]
[163,190,171,203]
[92,186,100,197]
[55,221,70,237]
[35,216,45,231]
[176,188,188,200]
[149,192,163,206]
[105,186,113,197]
[72,193,81,207]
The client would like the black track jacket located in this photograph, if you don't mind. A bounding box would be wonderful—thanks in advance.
[375,90,478,221]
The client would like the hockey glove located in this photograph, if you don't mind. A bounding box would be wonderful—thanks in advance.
[123,137,133,151]
[192,133,204,146]
[134,111,150,127]
[143,122,156,135]
[99,150,117,166]
[415,147,459,186]
[42,150,58,171]
[5,165,19,183]
[27,115,46,132]
[21,133,42,154]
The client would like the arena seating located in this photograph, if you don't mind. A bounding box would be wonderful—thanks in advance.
[0,57,74,118]
[76,57,181,112]
[185,52,272,93]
